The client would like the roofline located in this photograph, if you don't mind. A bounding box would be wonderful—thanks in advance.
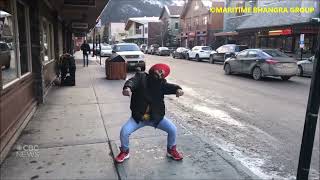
[180,0,191,18]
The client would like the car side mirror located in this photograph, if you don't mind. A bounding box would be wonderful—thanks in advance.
[112,50,116,54]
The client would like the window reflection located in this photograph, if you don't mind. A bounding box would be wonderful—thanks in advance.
[1,7,18,85]
[42,21,49,61]
[17,1,29,75]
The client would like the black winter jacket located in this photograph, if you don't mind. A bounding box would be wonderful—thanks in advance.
[123,72,182,126]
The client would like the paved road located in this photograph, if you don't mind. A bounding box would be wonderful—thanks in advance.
[142,54,319,179]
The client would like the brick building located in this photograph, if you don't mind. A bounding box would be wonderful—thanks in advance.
[180,0,224,49]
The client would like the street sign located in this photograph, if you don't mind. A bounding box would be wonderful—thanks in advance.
[300,34,305,48]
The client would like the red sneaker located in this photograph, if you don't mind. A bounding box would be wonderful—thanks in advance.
[167,145,183,161]
[115,148,129,163]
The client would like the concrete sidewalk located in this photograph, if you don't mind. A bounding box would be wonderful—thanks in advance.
[0,51,257,180]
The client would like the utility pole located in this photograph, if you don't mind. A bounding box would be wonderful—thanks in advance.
[92,28,95,57]
[296,19,320,180]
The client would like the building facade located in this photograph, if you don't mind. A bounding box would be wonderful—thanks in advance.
[123,17,160,45]
[108,22,126,44]
[180,0,224,49]
[0,0,108,163]
[159,5,184,47]
[216,0,319,58]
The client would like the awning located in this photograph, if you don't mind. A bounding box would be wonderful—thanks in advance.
[214,31,239,36]
[48,0,109,33]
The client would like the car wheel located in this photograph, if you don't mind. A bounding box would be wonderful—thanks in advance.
[252,67,262,80]
[186,54,190,60]
[297,66,303,76]
[281,76,291,81]
[209,55,215,64]
[224,63,232,75]
[141,65,146,71]
[196,54,201,62]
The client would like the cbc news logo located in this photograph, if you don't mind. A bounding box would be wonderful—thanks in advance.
[15,144,40,158]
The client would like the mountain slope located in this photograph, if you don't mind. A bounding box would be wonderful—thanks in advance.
[101,0,185,24]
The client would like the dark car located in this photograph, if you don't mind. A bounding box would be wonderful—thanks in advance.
[156,47,171,56]
[224,49,298,81]
[0,42,11,69]
[172,47,190,59]
[210,44,248,64]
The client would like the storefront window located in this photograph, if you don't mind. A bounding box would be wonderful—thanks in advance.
[1,1,18,85]
[268,37,276,48]
[260,37,267,48]
[16,1,30,75]
[283,37,293,52]
[42,20,49,61]
[1,0,31,88]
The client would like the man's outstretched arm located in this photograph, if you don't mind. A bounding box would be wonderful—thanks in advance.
[122,73,142,96]
[163,82,184,97]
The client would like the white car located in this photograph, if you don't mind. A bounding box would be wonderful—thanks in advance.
[112,43,145,71]
[100,45,112,57]
[297,56,314,77]
[186,46,215,62]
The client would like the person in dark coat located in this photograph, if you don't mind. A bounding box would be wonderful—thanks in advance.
[115,63,184,163]
[80,40,91,67]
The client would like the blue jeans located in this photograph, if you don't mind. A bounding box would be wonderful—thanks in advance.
[83,54,88,66]
[120,117,177,151]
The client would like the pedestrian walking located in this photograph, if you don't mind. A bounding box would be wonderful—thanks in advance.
[115,63,184,163]
[80,40,91,67]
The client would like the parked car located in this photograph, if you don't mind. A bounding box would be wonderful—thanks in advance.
[100,45,113,57]
[210,44,248,64]
[88,43,93,52]
[186,46,214,61]
[224,49,298,81]
[143,46,149,54]
[172,47,190,59]
[156,47,171,56]
[140,44,147,52]
[297,55,314,77]
[0,42,11,69]
[148,44,159,55]
[95,43,106,55]
[112,43,145,71]
[168,47,177,54]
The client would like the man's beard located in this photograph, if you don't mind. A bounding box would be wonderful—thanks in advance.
[149,71,163,83]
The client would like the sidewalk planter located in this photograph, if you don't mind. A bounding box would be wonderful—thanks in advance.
[105,54,127,80]
[58,53,76,86]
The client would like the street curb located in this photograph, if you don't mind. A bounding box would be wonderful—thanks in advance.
[110,141,127,180]
[200,136,260,180]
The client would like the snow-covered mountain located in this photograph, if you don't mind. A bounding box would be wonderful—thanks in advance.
[101,0,186,24]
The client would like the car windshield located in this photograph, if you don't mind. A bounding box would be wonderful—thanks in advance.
[101,46,112,50]
[262,49,289,58]
[202,47,212,50]
[115,44,140,52]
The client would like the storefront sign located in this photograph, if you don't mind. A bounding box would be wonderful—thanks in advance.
[268,28,292,36]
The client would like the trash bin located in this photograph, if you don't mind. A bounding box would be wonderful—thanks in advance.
[105,54,127,80]
[58,53,76,86]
